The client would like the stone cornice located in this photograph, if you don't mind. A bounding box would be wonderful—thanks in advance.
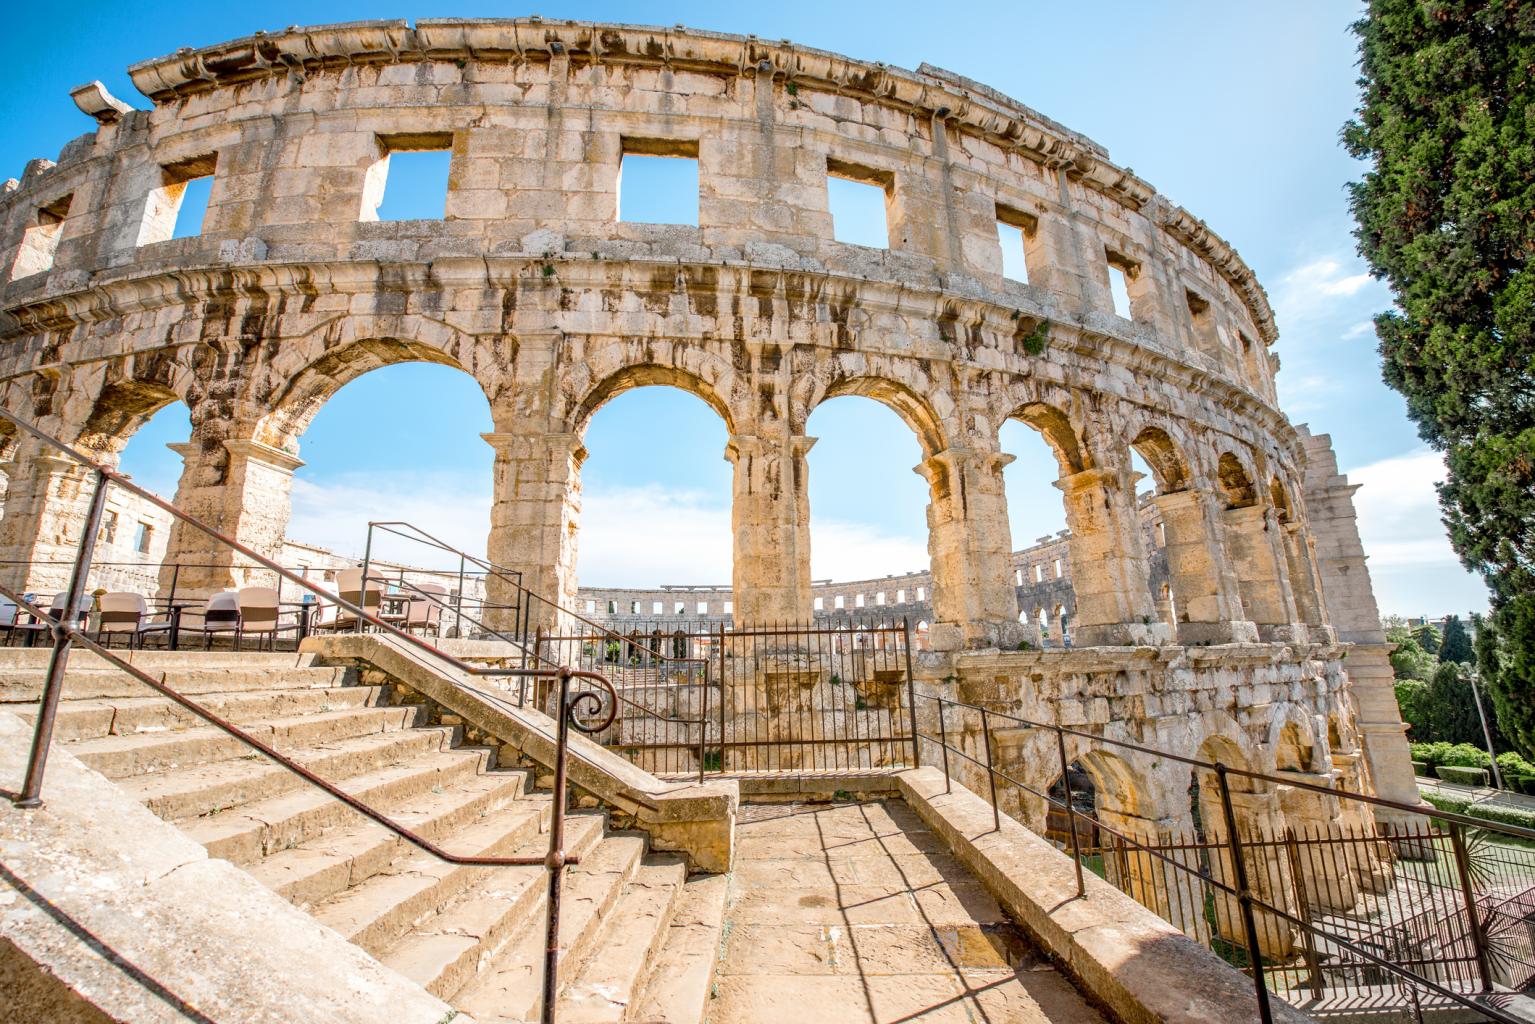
[98,19,1274,341]
[0,254,1301,459]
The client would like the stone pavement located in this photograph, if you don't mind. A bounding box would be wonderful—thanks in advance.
[708,800,1106,1024]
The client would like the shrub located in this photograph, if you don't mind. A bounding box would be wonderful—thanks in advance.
[1411,741,1455,769]
[1440,743,1492,770]
[1411,760,1430,777]
[1421,791,1535,833]
[1436,765,1489,786]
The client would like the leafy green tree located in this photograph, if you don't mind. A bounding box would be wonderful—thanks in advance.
[1425,661,1483,747]
[1386,624,1436,683]
[1394,678,1431,739]
[1345,2,1535,758]
[1440,614,1473,665]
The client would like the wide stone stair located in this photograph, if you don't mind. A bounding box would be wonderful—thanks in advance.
[2,649,729,1023]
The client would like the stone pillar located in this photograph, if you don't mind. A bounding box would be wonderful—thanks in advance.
[1221,504,1305,642]
[915,447,1023,649]
[1276,772,1360,913]
[1282,520,1332,638]
[1095,808,1202,932]
[159,437,303,598]
[1202,787,1299,959]
[1297,427,1420,826]
[1152,489,1258,644]
[725,433,814,626]
[0,440,99,596]
[1054,467,1170,646]
[484,431,584,632]
[1330,752,1395,894]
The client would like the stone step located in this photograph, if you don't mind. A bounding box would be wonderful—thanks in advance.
[378,814,614,1001]
[0,659,354,702]
[310,807,606,959]
[69,704,428,779]
[556,857,689,1023]
[628,873,730,1024]
[119,724,459,821]
[189,753,522,871]
[449,832,650,1024]
[27,685,384,743]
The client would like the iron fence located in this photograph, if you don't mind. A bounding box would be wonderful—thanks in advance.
[914,691,1535,1024]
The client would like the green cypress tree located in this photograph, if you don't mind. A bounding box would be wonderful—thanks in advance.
[1344,2,1535,758]
[1440,614,1473,665]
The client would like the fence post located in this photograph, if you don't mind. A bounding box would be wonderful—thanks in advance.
[1055,723,1086,899]
[980,707,999,832]
[903,616,918,769]
[1283,827,1323,999]
[16,468,109,807]
[1214,763,1273,1024]
[356,524,374,635]
[937,696,951,794]
[1448,822,1495,992]
[539,667,575,1024]
[717,622,727,773]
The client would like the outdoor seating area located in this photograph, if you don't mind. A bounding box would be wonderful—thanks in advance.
[0,571,455,652]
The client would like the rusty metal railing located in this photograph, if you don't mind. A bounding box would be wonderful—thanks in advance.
[0,409,621,1024]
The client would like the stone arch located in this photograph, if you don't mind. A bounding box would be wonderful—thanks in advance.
[1273,718,1317,774]
[570,362,738,436]
[1216,451,1259,509]
[73,378,183,458]
[1009,401,1089,477]
[255,336,486,449]
[1129,425,1190,494]
[812,374,949,457]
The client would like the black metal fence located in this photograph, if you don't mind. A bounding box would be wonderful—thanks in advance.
[916,692,1535,1023]
[536,618,916,777]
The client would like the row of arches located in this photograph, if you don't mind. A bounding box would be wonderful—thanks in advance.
[0,335,1326,651]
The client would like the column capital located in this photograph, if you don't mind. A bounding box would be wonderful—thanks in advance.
[224,438,304,473]
[1052,466,1119,495]
[913,446,1013,482]
[482,431,587,466]
[723,432,816,463]
[1151,487,1201,513]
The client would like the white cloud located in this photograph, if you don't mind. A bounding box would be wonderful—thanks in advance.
[1342,320,1375,340]
[1273,256,1385,327]
[1343,449,1489,616]
[288,473,492,569]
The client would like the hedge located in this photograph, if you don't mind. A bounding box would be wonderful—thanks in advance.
[1436,765,1489,786]
[1411,760,1430,777]
[1420,791,1535,833]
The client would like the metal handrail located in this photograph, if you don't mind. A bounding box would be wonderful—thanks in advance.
[0,409,623,1024]
[362,521,714,781]
[913,690,1531,1024]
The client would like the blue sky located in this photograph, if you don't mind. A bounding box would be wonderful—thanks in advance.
[1,1,1489,616]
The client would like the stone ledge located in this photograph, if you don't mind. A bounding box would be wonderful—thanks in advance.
[303,632,738,873]
[0,711,465,1024]
[896,766,1313,1024]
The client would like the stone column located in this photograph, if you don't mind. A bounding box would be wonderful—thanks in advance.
[1282,520,1332,638]
[915,447,1024,650]
[1152,489,1258,644]
[1095,808,1202,931]
[159,436,303,598]
[0,440,99,596]
[725,433,814,626]
[1054,467,1170,646]
[1276,772,1360,913]
[483,431,585,633]
[1203,788,1299,959]
[1221,504,1306,642]
[1298,427,1420,825]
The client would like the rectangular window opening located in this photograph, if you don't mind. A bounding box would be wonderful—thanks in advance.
[697,601,708,614]
[814,596,825,611]
[138,154,216,246]
[916,586,925,601]
[98,509,117,546]
[834,595,845,610]
[1185,288,1221,357]
[630,600,641,615]
[652,600,663,615]
[618,138,700,226]
[827,158,892,249]
[11,194,73,279]
[362,134,452,222]
[134,522,153,555]
[723,600,733,614]
[996,205,1037,284]
[1105,251,1139,319]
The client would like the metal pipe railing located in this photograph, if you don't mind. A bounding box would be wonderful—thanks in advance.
[0,409,623,1024]
[912,689,1533,1024]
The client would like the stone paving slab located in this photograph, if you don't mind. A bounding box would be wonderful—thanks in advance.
[707,800,1106,1024]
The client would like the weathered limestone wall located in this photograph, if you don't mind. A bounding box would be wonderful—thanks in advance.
[0,19,1412,814]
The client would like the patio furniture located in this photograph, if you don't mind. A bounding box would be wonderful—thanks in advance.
[97,592,151,649]
[235,587,291,650]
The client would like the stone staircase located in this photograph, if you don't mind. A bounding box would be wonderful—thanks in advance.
[4,650,729,1024]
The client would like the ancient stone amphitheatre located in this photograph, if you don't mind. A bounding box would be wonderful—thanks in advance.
[2,17,1508,1024]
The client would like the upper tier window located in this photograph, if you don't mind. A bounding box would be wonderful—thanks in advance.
[618,138,700,226]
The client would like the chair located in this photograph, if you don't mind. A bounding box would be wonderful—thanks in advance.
[327,568,383,632]
[97,592,149,649]
[11,591,93,646]
[403,582,448,636]
[183,591,241,649]
[0,599,17,645]
[235,587,288,650]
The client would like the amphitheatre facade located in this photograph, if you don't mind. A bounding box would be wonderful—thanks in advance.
[0,18,1423,1010]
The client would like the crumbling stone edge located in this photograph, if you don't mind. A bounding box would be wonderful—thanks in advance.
[897,766,1313,1024]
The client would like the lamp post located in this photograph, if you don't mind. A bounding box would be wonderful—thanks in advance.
[1468,671,1504,790]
